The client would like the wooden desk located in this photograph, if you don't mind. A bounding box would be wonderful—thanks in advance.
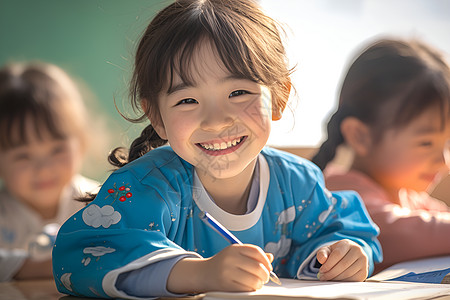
[0,279,449,300]
[0,279,63,300]
[0,279,203,300]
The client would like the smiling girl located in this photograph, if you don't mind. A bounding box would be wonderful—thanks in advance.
[0,62,99,281]
[52,1,382,298]
[312,38,450,273]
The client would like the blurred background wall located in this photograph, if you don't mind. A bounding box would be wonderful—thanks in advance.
[0,0,170,181]
[262,0,450,147]
[1,0,450,180]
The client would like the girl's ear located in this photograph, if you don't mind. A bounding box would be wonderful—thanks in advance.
[140,99,168,140]
[272,79,291,121]
[151,116,168,140]
[272,106,284,121]
[340,117,372,156]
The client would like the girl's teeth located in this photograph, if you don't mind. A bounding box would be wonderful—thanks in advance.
[201,137,242,151]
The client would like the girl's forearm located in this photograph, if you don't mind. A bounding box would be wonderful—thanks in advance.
[166,257,209,294]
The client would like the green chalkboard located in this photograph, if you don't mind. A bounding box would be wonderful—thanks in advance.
[0,0,171,180]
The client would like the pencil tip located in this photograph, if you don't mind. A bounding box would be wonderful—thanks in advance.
[270,272,282,285]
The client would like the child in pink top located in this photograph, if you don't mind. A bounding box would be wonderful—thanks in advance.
[312,38,450,273]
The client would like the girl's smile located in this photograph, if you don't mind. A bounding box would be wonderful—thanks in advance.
[33,178,59,190]
[196,136,246,156]
[152,40,273,181]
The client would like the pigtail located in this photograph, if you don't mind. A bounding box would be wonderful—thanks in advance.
[311,110,345,171]
[128,124,168,163]
[106,123,167,168]
[107,124,167,169]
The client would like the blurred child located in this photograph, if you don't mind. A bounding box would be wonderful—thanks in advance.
[52,0,382,298]
[0,62,99,281]
[312,38,450,273]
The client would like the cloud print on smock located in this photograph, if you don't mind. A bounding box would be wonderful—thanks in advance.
[277,206,296,224]
[83,246,116,257]
[82,246,116,266]
[265,235,292,259]
[60,273,73,292]
[82,204,121,228]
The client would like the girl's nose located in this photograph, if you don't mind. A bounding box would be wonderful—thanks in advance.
[33,157,54,174]
[200,103,235,131]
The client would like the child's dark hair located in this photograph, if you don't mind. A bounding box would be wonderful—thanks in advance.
[0,62,87,150]
[109,0,292,169]
[312,38,450,171]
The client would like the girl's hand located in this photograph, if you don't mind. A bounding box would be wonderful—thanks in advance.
[316,239,368,282]
[167,244,274,294]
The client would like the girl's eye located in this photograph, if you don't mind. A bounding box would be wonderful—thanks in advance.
[176,98,198,105]
[52,145,68,156]
[229,90,249,98]
[418,141,433,147]
[12,153,30,162]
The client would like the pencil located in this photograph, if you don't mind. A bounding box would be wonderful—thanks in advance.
[199,211,282,285]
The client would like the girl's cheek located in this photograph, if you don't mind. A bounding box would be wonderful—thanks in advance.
[5,165,30,184]
[10,159,31,171]
[53,153,79,173]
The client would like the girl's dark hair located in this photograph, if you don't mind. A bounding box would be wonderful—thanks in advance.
[109,0,292,168]
[80,0,292,203]
[312,38,450,171]
[0,62,87,150]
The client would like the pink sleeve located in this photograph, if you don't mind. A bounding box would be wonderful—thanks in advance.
[325,170,450,272]
[369,203,450,271]
[403,190,450,212]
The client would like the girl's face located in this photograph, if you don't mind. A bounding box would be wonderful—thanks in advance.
[0,118,83,219]
[154,41,273,180]
[364,105,450,196]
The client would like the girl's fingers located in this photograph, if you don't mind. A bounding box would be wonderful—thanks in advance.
[318,255,355,281]
[318,243,368,281]
[320,256,367,281]
[228,245,272,285]
[316,247,330,265]
[239,244,273,272]
[237,261,271,285]
[337,268,368,282]
[229,268,266,291]
[220,268,265,292]
[208,245,271,291]
[319,241,351,273]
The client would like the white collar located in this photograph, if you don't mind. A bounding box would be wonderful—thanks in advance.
[192,154,270,231]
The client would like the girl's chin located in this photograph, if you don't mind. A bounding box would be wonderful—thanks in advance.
[195,163,248,180]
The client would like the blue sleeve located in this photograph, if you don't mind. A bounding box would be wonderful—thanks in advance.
[298,257,322,279]
[116,255,191,298]
[263,153,383,279]
[52,169,200,299]
[287,185,383,278]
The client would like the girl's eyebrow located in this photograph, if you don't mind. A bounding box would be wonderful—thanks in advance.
[167,82,189,95]
[413,125,441,135]
[166,75,249,95]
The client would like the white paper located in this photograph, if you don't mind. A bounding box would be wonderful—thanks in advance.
[203,278,450,300]
[368,256,450,284]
